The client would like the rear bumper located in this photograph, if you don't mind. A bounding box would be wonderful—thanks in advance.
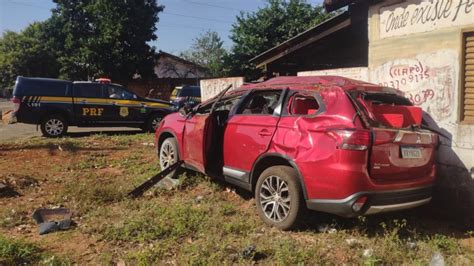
[306,185,433,217]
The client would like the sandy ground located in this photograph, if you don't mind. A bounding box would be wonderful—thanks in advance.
[0,99,142,142]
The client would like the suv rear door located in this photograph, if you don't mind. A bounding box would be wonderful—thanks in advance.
[351,91,438,180]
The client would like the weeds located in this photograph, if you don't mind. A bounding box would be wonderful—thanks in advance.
[0,133,473,264]
[0,236,70,265]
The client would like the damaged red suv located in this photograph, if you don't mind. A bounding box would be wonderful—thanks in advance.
[155,76,438,230]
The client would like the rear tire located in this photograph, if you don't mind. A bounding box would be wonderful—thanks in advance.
[255,166,305,230]
[146,113,164,132]
[40,115,68,138]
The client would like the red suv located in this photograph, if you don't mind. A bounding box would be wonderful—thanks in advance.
[155,76,438,230]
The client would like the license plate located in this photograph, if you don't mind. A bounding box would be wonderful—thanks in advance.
[401,147,422,159]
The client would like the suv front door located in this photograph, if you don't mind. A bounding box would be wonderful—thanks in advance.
[222,89,285,184]
[182,86,235,173]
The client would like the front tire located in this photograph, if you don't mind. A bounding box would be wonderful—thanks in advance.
[159,137,182,180]
[255,166,305,230]
[40,115,68,138]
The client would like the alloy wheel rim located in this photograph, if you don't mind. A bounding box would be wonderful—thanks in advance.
[259,175,290,222]
[45,119,64,136]
[159,142,176,169]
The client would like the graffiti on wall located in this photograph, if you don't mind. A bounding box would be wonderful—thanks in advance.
[379,0,474,39]
[371,49,458,121]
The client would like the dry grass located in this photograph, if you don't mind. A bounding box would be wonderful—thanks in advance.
[0,132,473,264]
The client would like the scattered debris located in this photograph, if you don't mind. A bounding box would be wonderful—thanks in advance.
[194,195,204,204]
[9,175,39,188]
[345,238,361,247]
[32,208,73,235]
[225,187,236,194]
[362,248,373,258]
[317,224,337,233]
[128,161,183,198]
[141,142,154,146]
[0,183,21,198]
[242,244,256,259]
[429,252,445,266]
[406,240,417,250]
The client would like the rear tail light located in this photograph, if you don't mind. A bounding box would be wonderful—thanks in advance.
[352,195,368,212]
[12,96,21,113]
[327,129,371,151]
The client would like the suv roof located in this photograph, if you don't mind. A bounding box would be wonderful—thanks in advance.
[241,76,402,95]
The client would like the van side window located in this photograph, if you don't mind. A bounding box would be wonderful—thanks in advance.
[238,90,282,115]
[75,83,104,98]
[289,93,319,115]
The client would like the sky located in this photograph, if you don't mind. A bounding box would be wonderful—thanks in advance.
[0,0,323,55]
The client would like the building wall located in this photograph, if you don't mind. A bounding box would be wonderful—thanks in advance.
[297,67,369,81]
[368,0,474,221]
[200,77,244,101]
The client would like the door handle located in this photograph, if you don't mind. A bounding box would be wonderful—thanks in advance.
[258,129,272,136]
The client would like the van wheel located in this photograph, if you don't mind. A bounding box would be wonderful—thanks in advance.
[146,113,164,132]
[40,115,68,138]
[255,166,305,230]
[159,137,182,178]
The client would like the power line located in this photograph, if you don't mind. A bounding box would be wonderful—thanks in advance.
[182,0,245,12]
[158,22,229,31]
[7,1,234,24]
[6,0,51,10]
[162,11,233,24]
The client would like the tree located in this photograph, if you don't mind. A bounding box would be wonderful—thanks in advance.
[226,0,333,80]
[48,0,164,81]
[180,30,227,77]
[0,22,60,89]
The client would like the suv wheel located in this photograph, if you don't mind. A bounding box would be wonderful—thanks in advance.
[146,113,164,132]
[40,115,68,138]
[255,166,305,230]
[159,138,179,169]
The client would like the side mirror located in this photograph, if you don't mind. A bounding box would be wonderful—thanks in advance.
[133,94,138,99]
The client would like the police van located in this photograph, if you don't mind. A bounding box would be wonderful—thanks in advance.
[11,76,173,137]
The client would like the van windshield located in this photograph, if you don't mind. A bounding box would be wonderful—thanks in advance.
[349,91,422,129]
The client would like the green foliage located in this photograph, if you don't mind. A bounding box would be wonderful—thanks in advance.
[180,30,227,77]
[49,0,163,81]
[0,236,70,265]
[0,22,60,89]
[0,0,163,88]
[226,0,333,80]
[0,236,41,265]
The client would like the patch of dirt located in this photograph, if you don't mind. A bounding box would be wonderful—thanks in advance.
[461,237,474,252]
[97,167,123,176]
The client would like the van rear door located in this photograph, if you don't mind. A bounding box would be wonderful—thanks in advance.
[350,91,438,181]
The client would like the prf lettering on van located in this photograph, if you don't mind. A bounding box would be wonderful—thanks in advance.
[82,108,104,116]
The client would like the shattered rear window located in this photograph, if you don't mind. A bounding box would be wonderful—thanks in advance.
[349,91,422,129]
